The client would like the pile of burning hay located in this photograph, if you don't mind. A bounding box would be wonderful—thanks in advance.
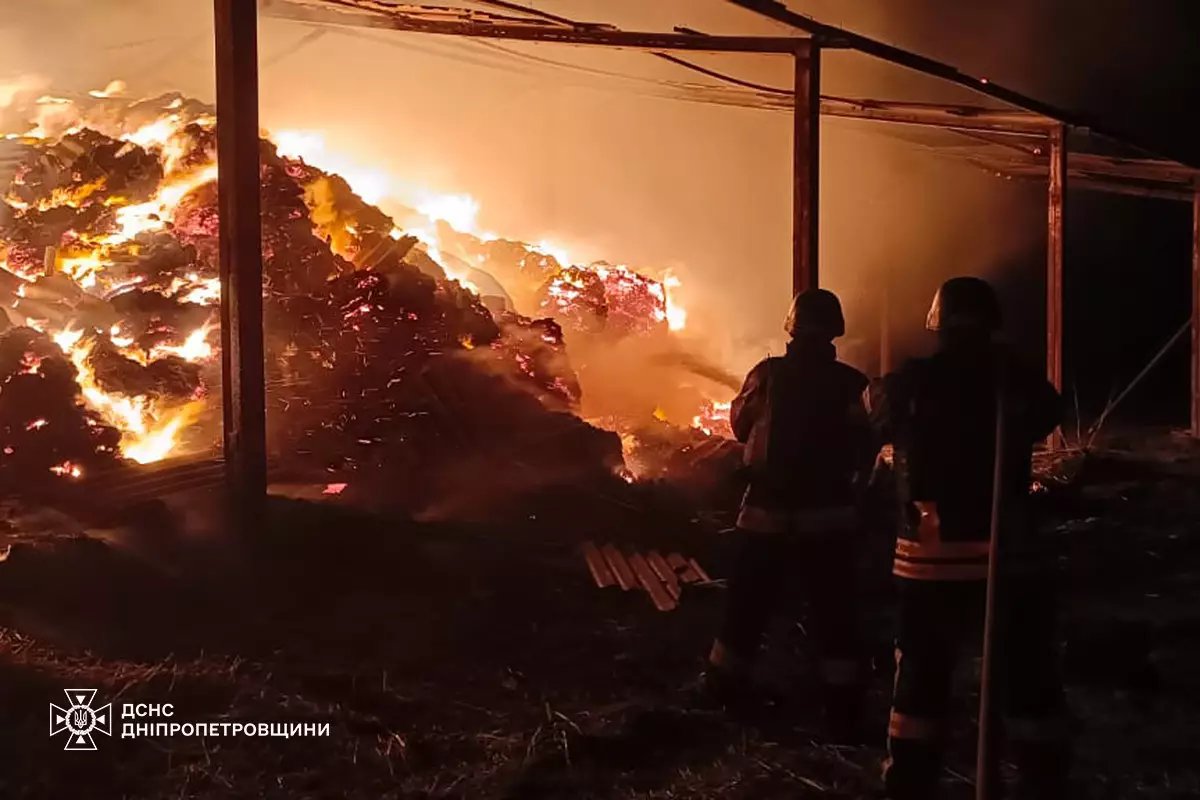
[0,89,736,509]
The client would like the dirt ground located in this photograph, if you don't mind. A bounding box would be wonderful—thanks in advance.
[2,433,1200,799]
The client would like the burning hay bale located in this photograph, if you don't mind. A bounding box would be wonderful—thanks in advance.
[0,90,639,511]
[539,265,610,334]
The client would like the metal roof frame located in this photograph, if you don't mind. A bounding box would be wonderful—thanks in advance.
[262,0,1199,203]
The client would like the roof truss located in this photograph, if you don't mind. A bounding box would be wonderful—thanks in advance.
[262,0,1199,202]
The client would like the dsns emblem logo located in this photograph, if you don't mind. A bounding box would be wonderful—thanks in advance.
[50,689,112,751]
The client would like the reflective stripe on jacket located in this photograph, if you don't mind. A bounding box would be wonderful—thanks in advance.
[893,536,990,581]
[891,500,1050,582]
[869,344,1062,582]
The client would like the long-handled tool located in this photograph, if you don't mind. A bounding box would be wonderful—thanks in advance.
[976,377,1007,800]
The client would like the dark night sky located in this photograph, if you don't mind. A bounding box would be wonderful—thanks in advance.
[859,0,1200,166]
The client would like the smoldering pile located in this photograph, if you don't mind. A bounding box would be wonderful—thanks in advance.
[0,325,120,486]
[0,92,623,508]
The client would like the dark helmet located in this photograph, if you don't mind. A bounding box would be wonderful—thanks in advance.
[784,288,846,339]
[925,276,1001,332]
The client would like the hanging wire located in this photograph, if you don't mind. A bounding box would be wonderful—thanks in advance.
[650,52,791,96]
[464,38,789,109]
[263,28,329,67]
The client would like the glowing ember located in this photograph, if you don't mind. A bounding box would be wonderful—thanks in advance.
[49,460,84,479]
[692,400,733,438]
[19,352,41,374]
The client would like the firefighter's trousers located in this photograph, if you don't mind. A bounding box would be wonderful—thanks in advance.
[884,576,1070,800]
[712,525,864,719]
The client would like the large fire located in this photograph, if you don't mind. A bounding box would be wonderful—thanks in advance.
[0,81,730,488]
[3,96,222,470]
[269,127,690,335]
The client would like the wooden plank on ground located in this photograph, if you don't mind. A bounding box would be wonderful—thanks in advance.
[667,552,702,583]
[646,551,680,600]
[688,557,712,584]
[601,544,637,591]
[581,541,616,588]
[628,552,677,612]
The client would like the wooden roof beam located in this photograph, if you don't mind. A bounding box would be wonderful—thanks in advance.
[991,165,1195,202]
[265,0,806,53]
[1069,152,1200,184]
[1072,177,1195,203]
[974,153,1199,189]
[820,97,1050,135]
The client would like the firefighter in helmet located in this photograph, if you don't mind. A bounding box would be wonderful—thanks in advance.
[702,288,873,738]
[869,277,1069,799]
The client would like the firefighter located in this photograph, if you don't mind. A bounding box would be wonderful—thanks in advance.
[702,288,873,738]
[869,277,1069,799]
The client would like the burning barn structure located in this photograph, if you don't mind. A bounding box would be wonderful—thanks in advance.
[1,0,1198,519]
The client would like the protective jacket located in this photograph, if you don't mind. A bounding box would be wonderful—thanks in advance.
[869,340,1060,580]
[731,337,871,533]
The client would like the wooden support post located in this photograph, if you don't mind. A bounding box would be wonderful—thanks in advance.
[1192,189,1200,437]
[1046,125,1066,445]
[214,0,267,509]
[793,40,820,293]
